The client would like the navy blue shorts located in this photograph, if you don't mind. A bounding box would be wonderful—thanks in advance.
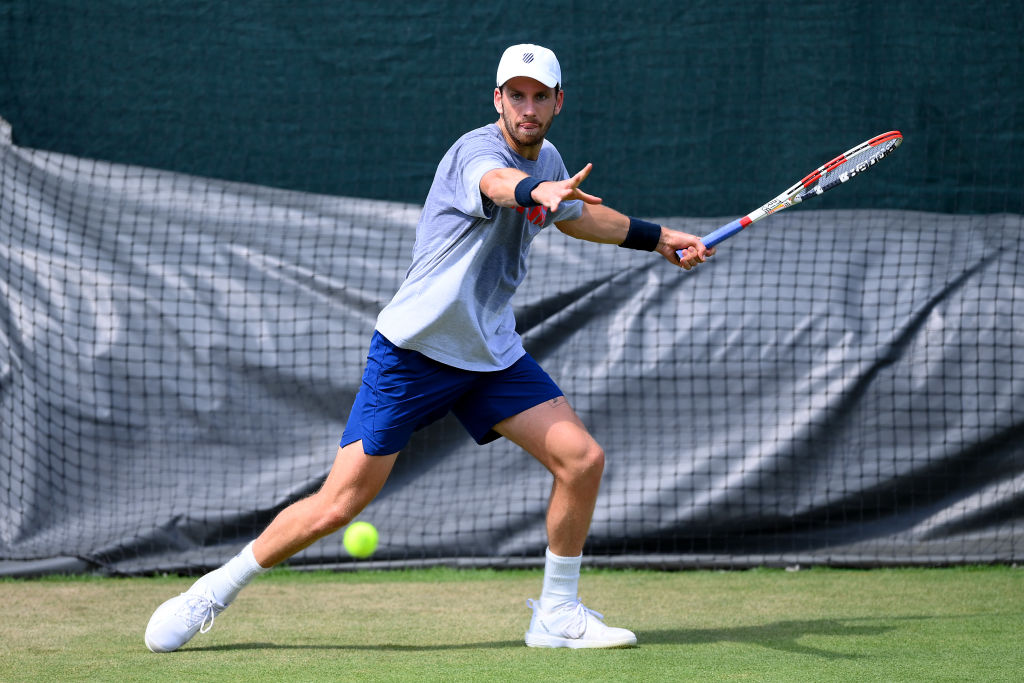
[340,331,564,455]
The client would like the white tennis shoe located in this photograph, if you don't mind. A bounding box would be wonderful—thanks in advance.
[524,598,637,649]
[145,586,226,653]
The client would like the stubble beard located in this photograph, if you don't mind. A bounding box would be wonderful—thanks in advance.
[501,108,552,152]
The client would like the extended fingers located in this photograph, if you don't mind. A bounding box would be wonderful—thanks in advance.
[567,164,601,204]
[574,188,603,205]
[570,163,594,188]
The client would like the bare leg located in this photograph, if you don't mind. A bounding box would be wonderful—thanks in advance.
[494,396,604,557]
[252,442,398,567]
[496,396,635,648]
[144,441,396,653]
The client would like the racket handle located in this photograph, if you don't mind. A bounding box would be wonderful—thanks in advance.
[674,217,745,259]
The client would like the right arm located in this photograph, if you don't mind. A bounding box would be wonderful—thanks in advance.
[482,162,711,269]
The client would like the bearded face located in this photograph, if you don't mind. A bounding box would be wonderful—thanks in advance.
[494,77,563,159]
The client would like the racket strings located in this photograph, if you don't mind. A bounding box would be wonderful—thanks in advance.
[807,138,901,197]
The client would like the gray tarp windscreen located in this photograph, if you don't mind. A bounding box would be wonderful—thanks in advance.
[1,121,1021,575]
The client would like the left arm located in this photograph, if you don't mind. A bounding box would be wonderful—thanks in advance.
[480,163,602,212]
[556,203,714,270]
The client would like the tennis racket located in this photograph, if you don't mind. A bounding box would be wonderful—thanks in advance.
[679,131,903,257]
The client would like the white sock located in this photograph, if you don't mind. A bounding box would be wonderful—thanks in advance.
[539,547,582,612]
[190,541,267,606]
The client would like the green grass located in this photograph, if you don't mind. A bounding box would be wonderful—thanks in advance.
[2,566,1022,681]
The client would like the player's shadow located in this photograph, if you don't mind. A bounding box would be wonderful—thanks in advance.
[186,615,940,656]
[638,615,926,659]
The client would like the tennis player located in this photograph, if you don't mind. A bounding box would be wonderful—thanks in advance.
[145,43,712,652]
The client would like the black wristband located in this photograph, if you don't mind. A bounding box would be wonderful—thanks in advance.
[620,217,662,251]
[514,176,544,207]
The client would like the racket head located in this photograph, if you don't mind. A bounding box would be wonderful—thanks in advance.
[692,131,903,255]
[796,131,903,201]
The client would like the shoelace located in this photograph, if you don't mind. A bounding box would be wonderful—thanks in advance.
[175,591,224,633]
[561,599,603,638]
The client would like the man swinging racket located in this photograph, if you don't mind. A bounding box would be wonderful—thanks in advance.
[145,43,712,652]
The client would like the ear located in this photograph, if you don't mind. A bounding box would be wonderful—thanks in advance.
[553,89,564,116]
[493,87,503,115]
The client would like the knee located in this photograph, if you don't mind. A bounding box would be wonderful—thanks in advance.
[558,441,605,486]
[587,444,606,480]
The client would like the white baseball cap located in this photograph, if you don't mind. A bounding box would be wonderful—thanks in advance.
[496,44,561,89]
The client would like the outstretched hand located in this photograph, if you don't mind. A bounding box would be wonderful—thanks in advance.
[532,163,603,212]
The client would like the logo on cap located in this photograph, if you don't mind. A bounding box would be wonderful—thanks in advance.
[522,53,534,63]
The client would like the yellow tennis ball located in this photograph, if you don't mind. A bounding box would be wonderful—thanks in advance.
[343,521,378,559]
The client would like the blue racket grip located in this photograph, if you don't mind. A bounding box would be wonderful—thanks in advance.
[675,218,745,259]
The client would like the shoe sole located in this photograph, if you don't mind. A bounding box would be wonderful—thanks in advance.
[525,632,637,649]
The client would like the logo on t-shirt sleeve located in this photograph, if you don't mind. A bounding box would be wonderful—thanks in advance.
[515,205,547,226]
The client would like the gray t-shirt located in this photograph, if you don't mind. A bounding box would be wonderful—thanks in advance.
[375,123,583,371]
